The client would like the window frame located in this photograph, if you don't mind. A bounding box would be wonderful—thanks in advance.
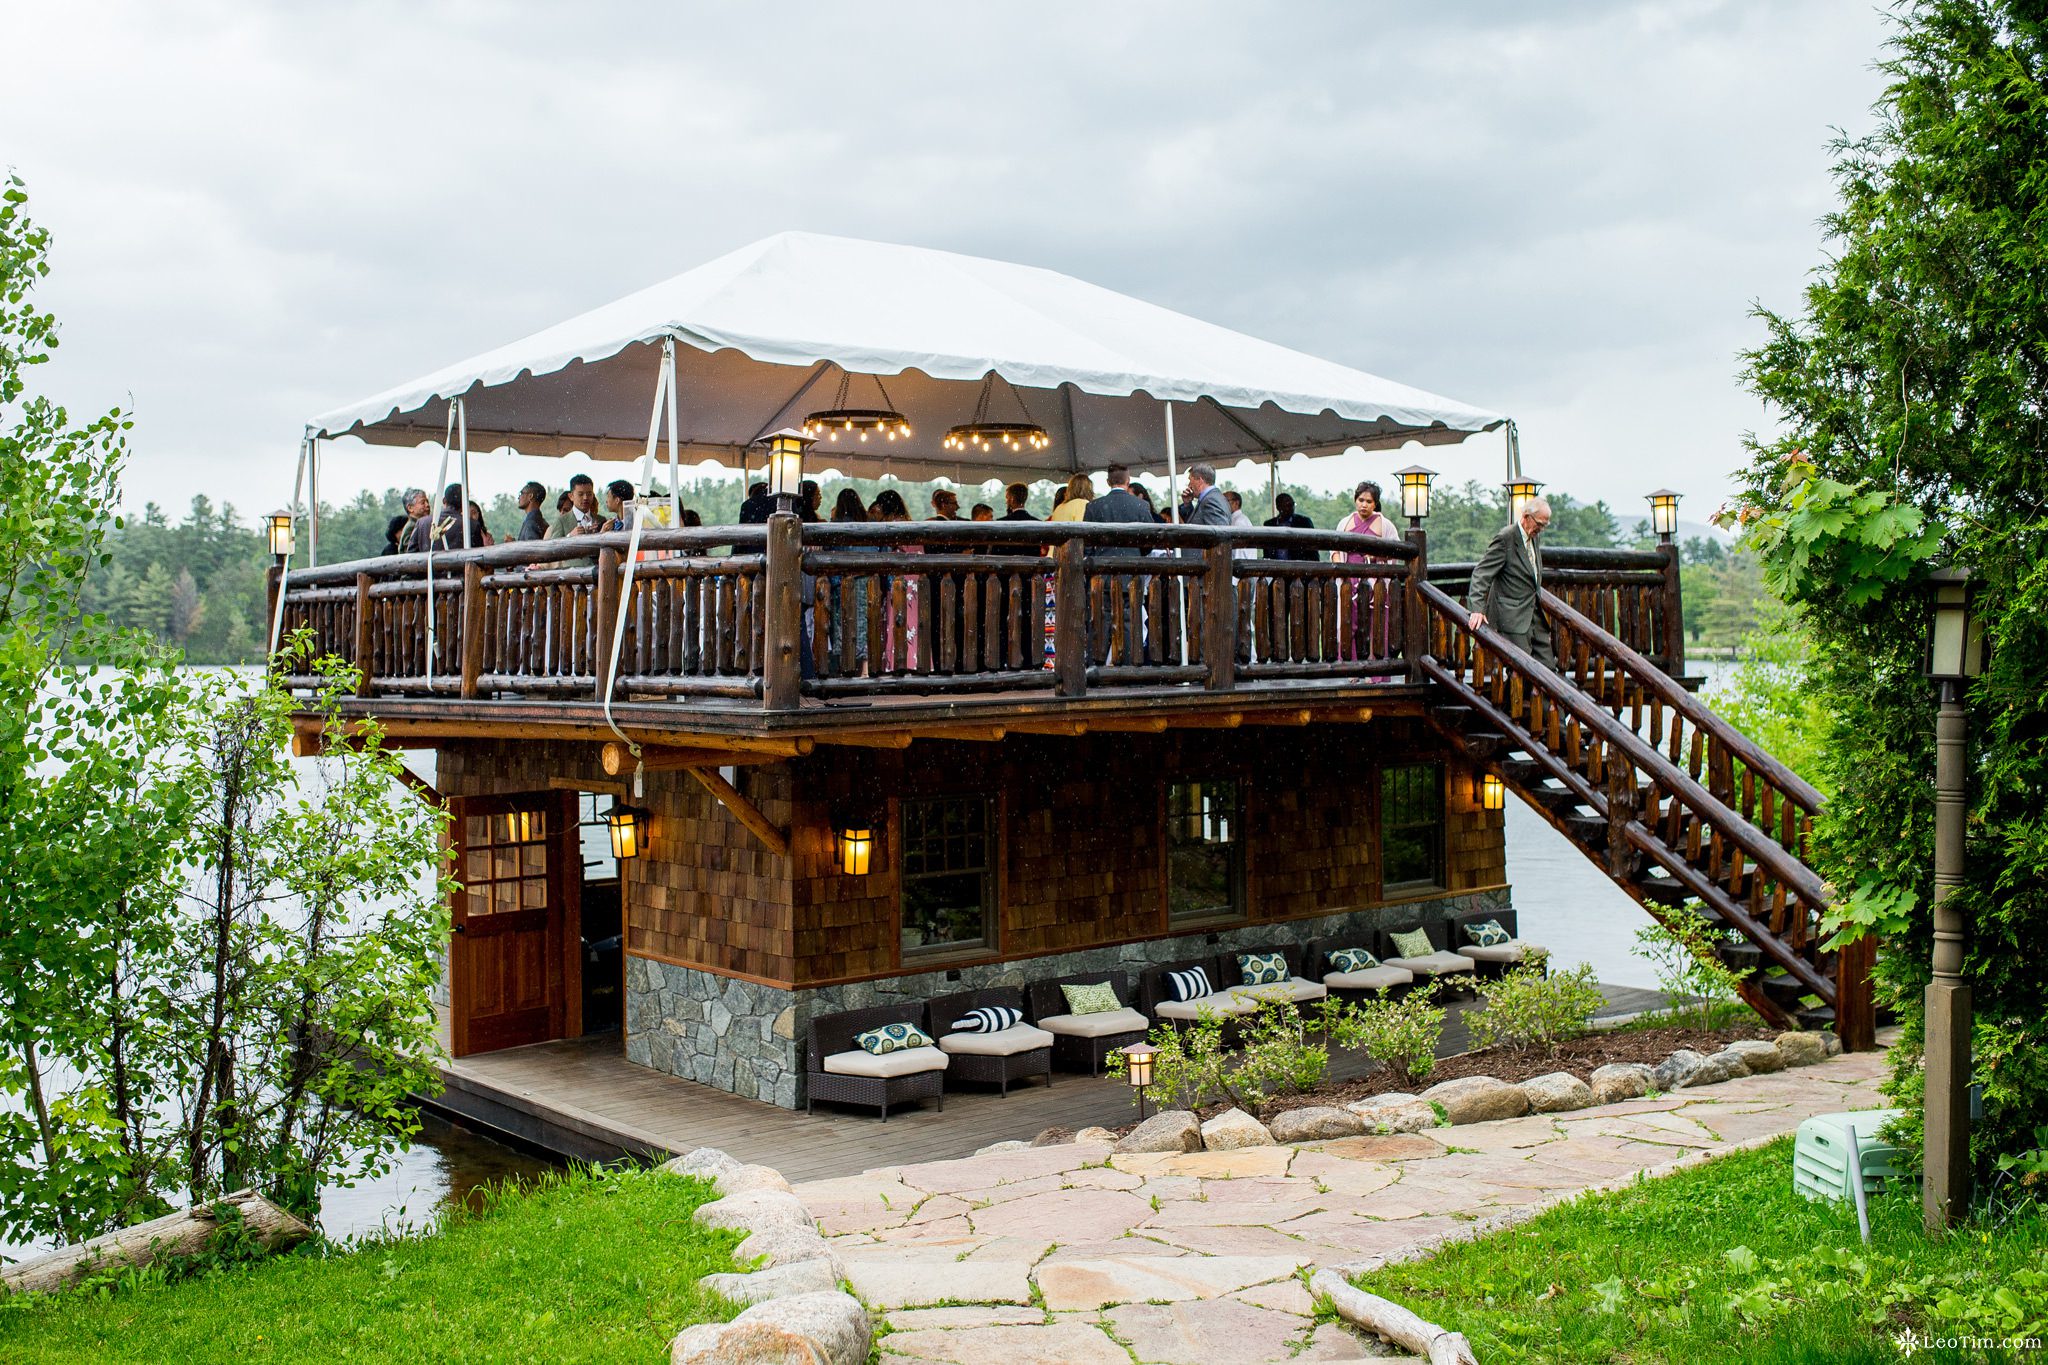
[897,793,998,962]
[1379,761,1447,894]
[1164,777,1246,926]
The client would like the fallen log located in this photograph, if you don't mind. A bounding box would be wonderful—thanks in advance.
[3,1188,314,1295]
[1309,1268,1479,1365]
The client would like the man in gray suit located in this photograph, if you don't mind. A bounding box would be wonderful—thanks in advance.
[1466,496,1556,668]
[1176,461,1232,559]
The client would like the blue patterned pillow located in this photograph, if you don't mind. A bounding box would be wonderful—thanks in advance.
[950,1005,1023,1033]
[1166,966,1212,1002]
[1465,920,1512,948]
[855,1022,934,1055]
[1237,951,1288,986]
[1326,947,1379,974]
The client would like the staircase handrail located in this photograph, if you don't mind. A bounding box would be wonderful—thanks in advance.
[1540,588,1825,815]
[1417,581,1833,912]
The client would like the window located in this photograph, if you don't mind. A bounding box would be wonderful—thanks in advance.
[901,797,995,957]
[1167,780,1242,923]
[1381,763,1445,890]
[461,807,549,919]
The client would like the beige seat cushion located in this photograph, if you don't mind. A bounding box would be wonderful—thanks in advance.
[1227,977,1330,1005]
[939,1023,1057,1057]
[1323,965,1415,992]
[1457,942,1545,964]
[1036,1007,1150,1038]
[821,1045,949,1078]
[1383,951,1477,977]
[1154,991,1258,1022]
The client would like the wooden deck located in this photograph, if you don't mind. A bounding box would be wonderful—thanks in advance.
[424,984,1669,1179]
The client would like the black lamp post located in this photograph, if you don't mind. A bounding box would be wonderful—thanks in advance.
[1118,1040,1157,1122]
[266,508,296,565]
[1393,464,1438,524]
[761,428,812,516]
[1924,566,1983,1231]
[1647,489,1681,542]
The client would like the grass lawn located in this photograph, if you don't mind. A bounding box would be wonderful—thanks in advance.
[0,1166,744,1365]
[1350,1137,2048,1364]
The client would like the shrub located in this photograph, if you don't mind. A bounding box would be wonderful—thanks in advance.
[1354,986,1446,1082]
[1467,960,1605,1055]
[1231,995,1332,1111]
[1108,1011,1234,1113]
[1633,901,1750,1029]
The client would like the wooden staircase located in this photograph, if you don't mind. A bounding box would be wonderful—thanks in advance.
[1415,581,1875,1051]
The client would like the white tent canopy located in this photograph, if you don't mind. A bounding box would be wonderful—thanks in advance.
[312,231,1504,483]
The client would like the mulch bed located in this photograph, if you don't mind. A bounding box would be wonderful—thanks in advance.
[1098,1022,1777,1135]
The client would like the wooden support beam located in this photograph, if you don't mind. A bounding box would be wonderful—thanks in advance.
[1010,719,1089,736]
[684,766,790,857]
[551,775,629,798]
[1240,708,1314,726]
[395,765,443,806]
[922,726,1009,743]
[814,731,915,749]
[601,741,791,776]
[1089,717,1171,733]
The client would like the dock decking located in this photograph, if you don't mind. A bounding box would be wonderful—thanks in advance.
[425,984,1669,1180]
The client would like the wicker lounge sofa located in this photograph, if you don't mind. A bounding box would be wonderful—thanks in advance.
[1024,970,1150,1074]
[1215,942,1330,1011]
[1136,956,1259,1030]
[1375,920,1478,998]
[804,1001,947,1120]
[1447,908,1548,978]
[928,986,1055,1096]
[1304,935,1416,1002]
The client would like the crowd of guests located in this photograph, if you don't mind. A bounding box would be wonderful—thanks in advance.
[381,475,704,555]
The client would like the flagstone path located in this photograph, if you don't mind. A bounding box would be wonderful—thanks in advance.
[791,1047,1890,1363]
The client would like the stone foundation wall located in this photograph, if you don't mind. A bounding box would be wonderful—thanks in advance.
[622,886,1509,1110]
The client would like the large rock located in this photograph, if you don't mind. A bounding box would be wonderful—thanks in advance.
[1821,1031,1843,1057]
[1031,1127,1074,1148]
[672,1290,870,1365]
[698,1258,840,1306]
[1345,1094,1439,1134]
[1775,1031,1827,1067]
[697,1190,816,1236]
[1726,1039,1786,1074]
[1588,1063,1655,1104]
[1692,1050,1751,1086]
[1652,1049,1707,1091]
[1419,1075,1530,1125]
[1268,1106,1366,1143]
[1519,1071,1595,1113]
[1113,1110,1202,1154]
[713,1164,793,1198]
[1200,1108,1276,1150]
[735,1226,845,1278]
[1073,1126,1119,1146]
[663,1146,742,1181]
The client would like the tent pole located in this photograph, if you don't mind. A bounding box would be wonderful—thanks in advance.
[307,430,320,567]
[1268,457,1279,524]
[457,398,472,550]
[1165,403,1190,665]
[269,439,309,655]
[424,403,458,691]
[665,342,681,527]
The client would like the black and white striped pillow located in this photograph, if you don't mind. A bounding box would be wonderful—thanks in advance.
[1166,966,1212,1002]
[950,1005,1024,1033]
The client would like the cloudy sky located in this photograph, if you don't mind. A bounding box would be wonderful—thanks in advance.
[5,1,1891,524]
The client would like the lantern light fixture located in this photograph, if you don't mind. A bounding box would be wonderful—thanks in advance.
[1118,1040,1158,1121]
[1925,566,1985,682]
[757,428,814,512]
[266,508,296,561]
[607,803,646,861]
[838,825,874,877]
[1392,464,1438,522]
[1478,771,1506,812]
[1505,477,1545,525]
[1647,489,1682,541]
[944,371,1051,454]
[803,370,911,444]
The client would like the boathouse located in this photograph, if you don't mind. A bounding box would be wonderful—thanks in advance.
[275,234,1871,1112]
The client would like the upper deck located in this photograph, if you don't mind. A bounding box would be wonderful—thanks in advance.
[273,518,1685,754]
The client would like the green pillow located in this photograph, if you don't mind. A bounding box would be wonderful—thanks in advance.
[854,1022,933,1055]
[1388,928,1435,960]
[1326,946,1379,973]
[1060,981,1121,1016]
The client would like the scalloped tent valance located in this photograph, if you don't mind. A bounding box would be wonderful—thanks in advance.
[310,231,1504,481]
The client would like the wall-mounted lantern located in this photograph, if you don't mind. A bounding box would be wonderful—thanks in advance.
[1393,464,1438,522]
[837,825,874,877]
[266,508,296,562]
[1647,488,1682,542]
[1477,771,1506,812]
[608,803,646,861]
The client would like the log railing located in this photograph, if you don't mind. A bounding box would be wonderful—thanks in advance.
[1429,544,1685,678]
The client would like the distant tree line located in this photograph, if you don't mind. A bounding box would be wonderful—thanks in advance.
[90,473,1767,662]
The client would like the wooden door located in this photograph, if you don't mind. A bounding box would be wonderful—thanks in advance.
[449,790,582,1056]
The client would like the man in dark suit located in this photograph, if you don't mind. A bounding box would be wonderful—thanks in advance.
[1466,496,1555,668]
[1083,464,1156,556]
[1261,493,1318,561]
[998,482,1038,521]
[737,481,775,524]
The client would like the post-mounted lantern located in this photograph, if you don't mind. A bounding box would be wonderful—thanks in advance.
[608,803,646,861]
[760,428,813,514]
[1118,1040,1158,1121]
[1647,488,1682,541]
[266,508,296,561]
[1925,567,1984,682]
[838,825,874,877]
[1505,477,1545,525]
[1393,464,1438,522]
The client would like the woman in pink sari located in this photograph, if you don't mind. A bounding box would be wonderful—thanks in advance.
[1337,480,1397,660]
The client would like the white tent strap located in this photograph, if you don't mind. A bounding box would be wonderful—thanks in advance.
[601,336,678,796]
[267,437,310,655]
[423,399,463,691]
